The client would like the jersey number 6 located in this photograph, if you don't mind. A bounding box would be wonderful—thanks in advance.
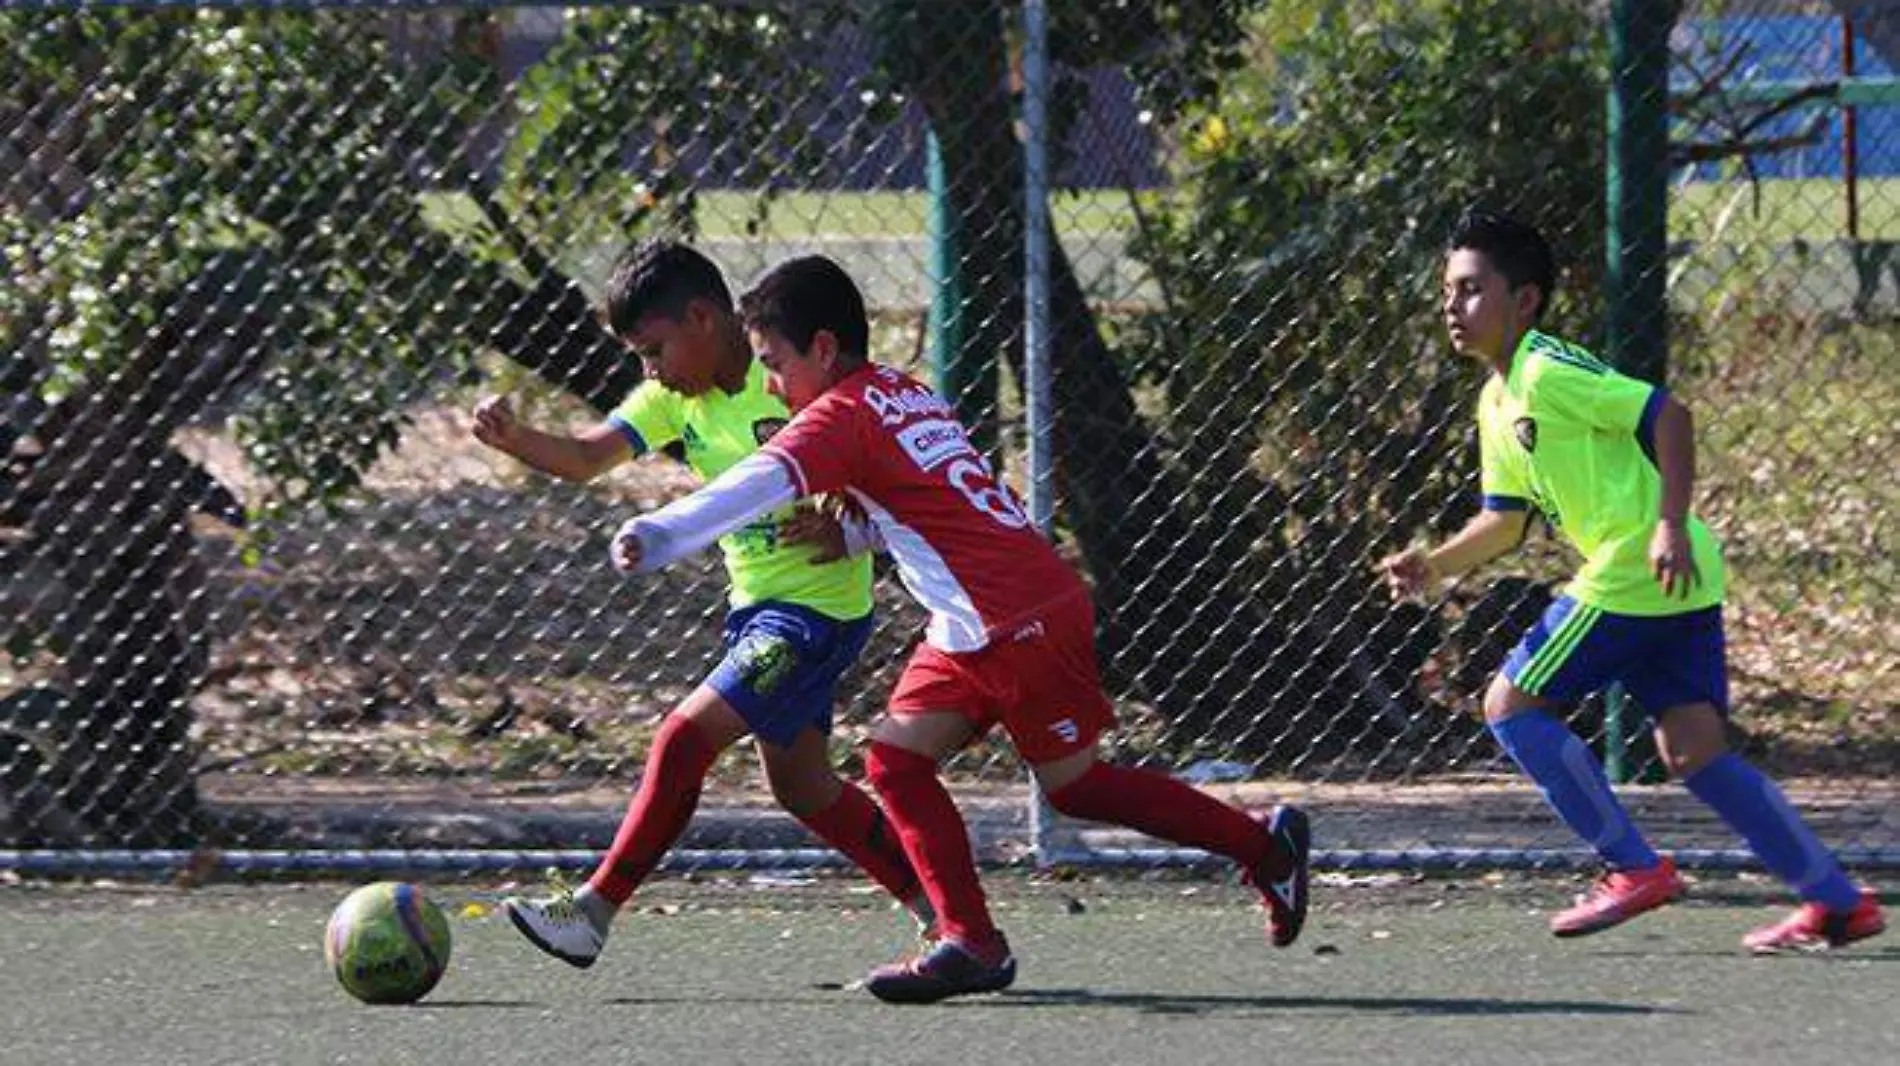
[947,457,1030,529]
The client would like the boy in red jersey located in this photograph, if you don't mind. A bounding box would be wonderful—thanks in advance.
[474,242,926,968]
[611,255,1311,1004]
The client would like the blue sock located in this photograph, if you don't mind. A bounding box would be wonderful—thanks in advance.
[1491,710,1661,870]
[1684,753,1861,911]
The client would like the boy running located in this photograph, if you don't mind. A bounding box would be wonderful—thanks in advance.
[609,255,1312,1003]
[1380,209,1884,952]
[476,241,926,967]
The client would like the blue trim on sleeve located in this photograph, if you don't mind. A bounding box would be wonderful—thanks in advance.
[607,414,649,456]
[1636,387,1667,465]
[1483,494,1530,512]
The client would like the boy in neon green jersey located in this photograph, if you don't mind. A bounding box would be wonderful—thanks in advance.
[473,241,926,967]
[1381,209,1882,953]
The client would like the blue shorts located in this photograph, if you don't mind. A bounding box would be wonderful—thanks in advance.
[706,602,874,749]
[1502,596,1729,717]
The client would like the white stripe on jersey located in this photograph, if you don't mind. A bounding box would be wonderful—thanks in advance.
[847,488,989,652]
[769,448,812,497]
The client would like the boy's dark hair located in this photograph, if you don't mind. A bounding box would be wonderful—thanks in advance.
[738,255,869,359]
[1448,208,1556,317]
[603,240,733,337]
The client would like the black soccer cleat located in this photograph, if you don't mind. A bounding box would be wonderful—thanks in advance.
[1253,804,1311,948]
[863,934,1016,1005]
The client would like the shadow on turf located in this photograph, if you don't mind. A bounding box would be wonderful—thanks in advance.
[1588,948,1900,962]
[410,1000,545,1009]
[982,990,1682,1017]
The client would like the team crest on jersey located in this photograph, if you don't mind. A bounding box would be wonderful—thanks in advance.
[751,417,787,445]
[1513,417,1537,453]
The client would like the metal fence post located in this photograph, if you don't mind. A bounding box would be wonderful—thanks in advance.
[1021,0,1065,865]
[928,128,986,453]
[1603,0,1672,784]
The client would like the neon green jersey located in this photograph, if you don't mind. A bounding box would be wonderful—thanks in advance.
[1477,329,1725,616]
[610,359,873,620]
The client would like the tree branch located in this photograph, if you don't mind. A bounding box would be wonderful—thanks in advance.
[1670,112,1831,166]
[1672,41,1751,114]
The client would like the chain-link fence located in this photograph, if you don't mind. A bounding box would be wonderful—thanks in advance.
[2,0,1894,877]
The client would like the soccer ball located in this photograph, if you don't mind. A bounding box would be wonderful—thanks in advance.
[324,881,453,1005]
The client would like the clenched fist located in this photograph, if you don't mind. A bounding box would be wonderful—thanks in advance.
[471,395,521,451]
[611,520,646,573]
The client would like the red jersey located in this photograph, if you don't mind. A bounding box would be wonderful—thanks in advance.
[763,365,1086,651]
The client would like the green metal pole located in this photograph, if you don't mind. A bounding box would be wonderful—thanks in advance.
[1604,687,1632,784]
[1603,0,1672,783]
[927,129,993,453]
[927,129,961,385]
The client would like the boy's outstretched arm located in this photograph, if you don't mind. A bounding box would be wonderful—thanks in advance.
[1648,394,1702,598]
[472,396,632,482]
[1377,508,1530,600]
[611,453,798,573]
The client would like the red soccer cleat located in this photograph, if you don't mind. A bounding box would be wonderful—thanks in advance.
[1743,891,1886,954]
[1549,856,1686,938]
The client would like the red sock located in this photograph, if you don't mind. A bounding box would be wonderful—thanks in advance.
[587,714,720,905]
[797,782,924,907]
[865,741,997,948]
[1048,762,1283,878]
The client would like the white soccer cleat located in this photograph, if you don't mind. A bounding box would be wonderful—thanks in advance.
[503,891,606,969]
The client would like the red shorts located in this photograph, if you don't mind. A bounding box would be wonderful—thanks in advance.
[887,593,1116,763]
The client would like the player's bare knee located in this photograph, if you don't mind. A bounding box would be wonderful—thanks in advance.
[1032,748,1097,800]
[1482,675,1529,725]
[769,783,827,817]
[1658,747,1704,779]
[673,691,750,750]
[1654,704,1728,778]
[765,765,839,817]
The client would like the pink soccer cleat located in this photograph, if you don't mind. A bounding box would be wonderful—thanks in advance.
[1549,856,1686,937]
[1743,891,1886,954]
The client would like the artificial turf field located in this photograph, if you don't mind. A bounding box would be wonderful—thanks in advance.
[1,872,1893,1066]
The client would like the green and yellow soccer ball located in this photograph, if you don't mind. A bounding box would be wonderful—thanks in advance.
[324,882,452,1005]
